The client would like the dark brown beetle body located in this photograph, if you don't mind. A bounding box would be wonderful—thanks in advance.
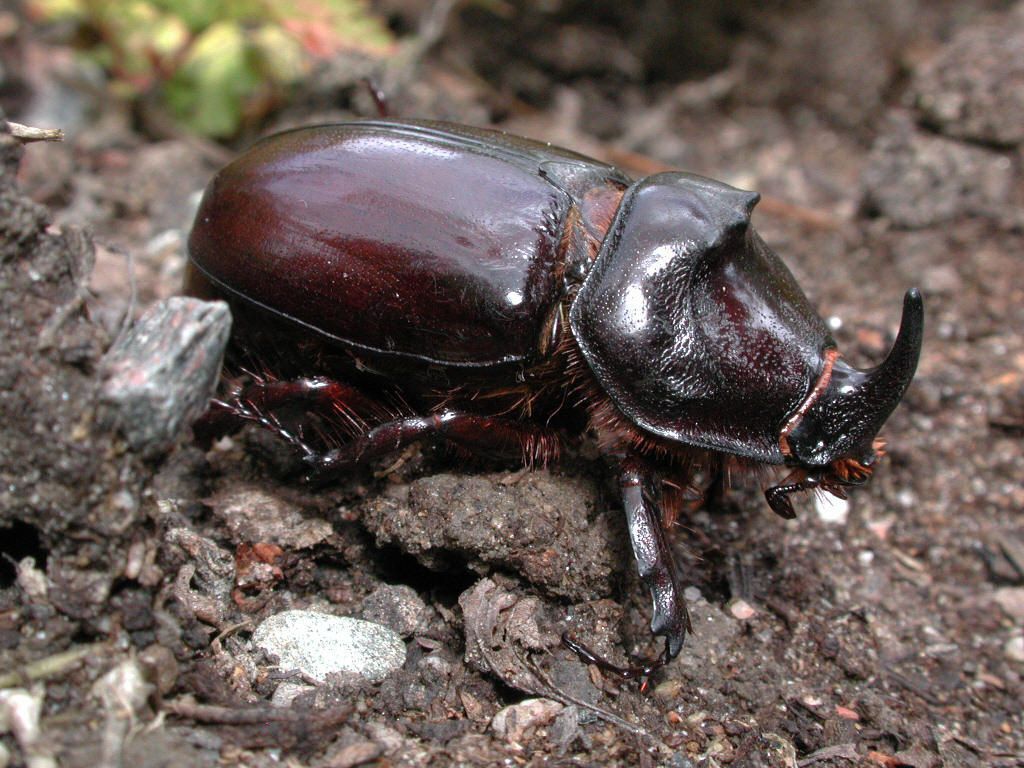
[187,119,923,673]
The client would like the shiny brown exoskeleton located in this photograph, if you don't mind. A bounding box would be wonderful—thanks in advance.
[186,119,923,678]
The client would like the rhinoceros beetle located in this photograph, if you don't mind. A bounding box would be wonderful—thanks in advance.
[186,119,923,678]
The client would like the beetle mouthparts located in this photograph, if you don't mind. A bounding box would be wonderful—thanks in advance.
[786,289,924,468]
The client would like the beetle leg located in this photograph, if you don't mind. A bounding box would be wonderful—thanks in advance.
[766,465,869,519]
[764,471,808,520]
[194,376,386,444]
[565,456,691,684]
[302,410,560,483]
[619,457,692,663]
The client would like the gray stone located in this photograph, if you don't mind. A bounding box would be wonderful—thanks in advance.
[99,297,230,457]
[270,682,316,707]
[360,584,429,638]
[252,610,406,684]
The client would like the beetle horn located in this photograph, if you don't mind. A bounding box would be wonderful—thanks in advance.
[855,288,924,414]
[787,289,924,467]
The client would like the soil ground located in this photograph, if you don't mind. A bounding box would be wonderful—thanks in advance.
[1,1,1023,766]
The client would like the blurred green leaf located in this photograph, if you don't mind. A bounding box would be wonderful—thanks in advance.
[27,0,85,21]
[28,0,394,138]
[251,24,308,84]
[163,21,258,137]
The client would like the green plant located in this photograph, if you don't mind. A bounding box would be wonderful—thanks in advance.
[28,0,394,137]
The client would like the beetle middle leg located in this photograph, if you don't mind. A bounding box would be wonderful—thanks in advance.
[292,410,561,483]
[194,374,390,445]
[564,456,692,684]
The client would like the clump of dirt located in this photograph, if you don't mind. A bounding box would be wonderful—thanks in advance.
[361,471,623,601]
[0,125,134,615]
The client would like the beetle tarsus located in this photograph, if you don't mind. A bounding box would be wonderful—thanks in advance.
[766,464,873,519]
[561,632,670,689]
[764,477,802,520]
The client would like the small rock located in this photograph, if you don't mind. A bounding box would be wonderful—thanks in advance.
[653,679,684,700]
[993,587,1024,622]
[99,297,230,457]
[683,585,703,602]
[327,740,384,768]
[729,599,757,621]
[271,682,316,707]
[815,492,850,525]
[138,644,179,696]
[491,698,563,742]
[206,484,333,550]
[549,704,582,754]
[1005,635,1024,663]
[546,656,600,708]
[360,584,428,638]
[919,264,960,295]
[15,557,48,602]
[252,611,406,684]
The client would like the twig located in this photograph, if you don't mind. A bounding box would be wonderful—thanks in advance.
[522,652,660,744]
[5,121,64,143]
[0,644,103,688]
[998,537,1024,581]
[164,696,351,725]
[379,0,458,95]
[798,743,859,765]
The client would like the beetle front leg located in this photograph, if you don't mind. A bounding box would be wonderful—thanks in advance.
[765,466,868,520]
[620,456,692,661]
[564,456,691,682]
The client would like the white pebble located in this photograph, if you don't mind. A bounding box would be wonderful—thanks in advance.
[729,599,757,620]
[253,610,406,684]
[815,493,850,525]
[1005,635,1024,664]
[491,698,563,742]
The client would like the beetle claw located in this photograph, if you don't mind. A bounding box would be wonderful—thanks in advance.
[561,632,669,688]
[764,483,799,519]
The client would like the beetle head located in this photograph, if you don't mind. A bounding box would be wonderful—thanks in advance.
[767,288,923,517]
[569,173,922,513]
